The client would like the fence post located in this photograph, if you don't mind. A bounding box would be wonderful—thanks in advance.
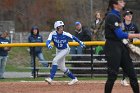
[32,47,36,79]
[90,46,94,78]
[19,32,23,43]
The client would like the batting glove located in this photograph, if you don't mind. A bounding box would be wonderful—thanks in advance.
[48,44,53,49]
[80,41,85,48]
[122,39,129,45]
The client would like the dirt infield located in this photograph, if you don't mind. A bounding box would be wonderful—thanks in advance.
[0,80,134,93]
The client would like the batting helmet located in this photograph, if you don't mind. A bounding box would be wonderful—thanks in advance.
[54,21,64,29]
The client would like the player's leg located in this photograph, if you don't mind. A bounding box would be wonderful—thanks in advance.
[37,53,48,67]
[104,41,121,93]
[58,58,76,79]
[58,57,78,85]
[121,71,129,86]
[104,57,120,93]
[50,49,68,79]
[121,48,139,93]
[45,48,69,83]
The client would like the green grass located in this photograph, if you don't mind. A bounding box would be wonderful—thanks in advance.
[0,77,106,82]
[5,46,72,72]
[6,47,57,72]
[0,77,45,82]
[1,76,140,82]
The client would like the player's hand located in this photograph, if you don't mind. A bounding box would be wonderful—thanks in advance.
[80,41,85,48]
[47,44,53,49]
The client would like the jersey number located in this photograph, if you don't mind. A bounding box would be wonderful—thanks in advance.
[58,44,63,47]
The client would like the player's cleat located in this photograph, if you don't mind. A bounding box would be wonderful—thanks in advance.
[45,78,52,84]
[68,77,78,85]
[121,79,129,86]
[30,75,33,78]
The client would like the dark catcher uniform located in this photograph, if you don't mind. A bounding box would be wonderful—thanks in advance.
[123,22,139,34]
[122,19,140,81]
[104,9,139,93]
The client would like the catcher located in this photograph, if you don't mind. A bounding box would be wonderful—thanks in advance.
[121,10,140,86]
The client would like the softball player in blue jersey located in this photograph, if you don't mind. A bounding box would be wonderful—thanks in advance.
[45,21,85,85]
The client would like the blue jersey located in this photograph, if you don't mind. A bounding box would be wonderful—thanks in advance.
[0,37,10,56]
[123,22,139,34]
[47,31,81,49]
[105,9,128,40]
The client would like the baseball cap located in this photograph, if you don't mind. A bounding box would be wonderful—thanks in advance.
[123,10,133,17]
[75,21,81,25]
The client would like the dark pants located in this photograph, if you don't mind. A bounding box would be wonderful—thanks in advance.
[104,40,139,93]
[122,72,127,80]
[30,52,48,75]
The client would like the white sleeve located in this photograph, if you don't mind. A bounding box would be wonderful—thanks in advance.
[65,32,73,39]
[47,32,53,41]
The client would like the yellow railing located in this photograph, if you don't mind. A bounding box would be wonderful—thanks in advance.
[0,41,140,47]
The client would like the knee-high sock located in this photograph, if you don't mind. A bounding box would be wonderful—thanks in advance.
[64,69,75,79]
[50,65,57,79]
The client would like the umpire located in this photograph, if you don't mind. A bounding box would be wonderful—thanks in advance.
[104,0,140,93]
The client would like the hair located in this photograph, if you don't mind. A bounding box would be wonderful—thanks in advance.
[30,26,39,35]
[0,31,9,38]
[95,0,119,32]
[107,0,119,11]
[95,11,102,20]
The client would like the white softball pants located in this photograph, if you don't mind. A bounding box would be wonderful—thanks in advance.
[52,48,70,72]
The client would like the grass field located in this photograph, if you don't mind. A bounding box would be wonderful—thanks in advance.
[0,77,106,82]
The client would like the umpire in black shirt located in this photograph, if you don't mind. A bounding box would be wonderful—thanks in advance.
[104,0,140,93]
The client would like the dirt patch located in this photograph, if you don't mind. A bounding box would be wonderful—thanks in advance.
[0,80,133,93]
